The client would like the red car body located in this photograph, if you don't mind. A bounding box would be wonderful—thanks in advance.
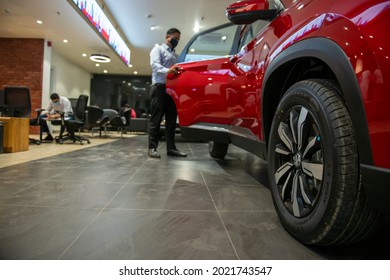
[167,0,390,245]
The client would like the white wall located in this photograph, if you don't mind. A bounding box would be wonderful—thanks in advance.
[41,40,52,106]
[50,49,92,102]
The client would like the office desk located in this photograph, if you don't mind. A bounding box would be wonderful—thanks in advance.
[0,117,29,153]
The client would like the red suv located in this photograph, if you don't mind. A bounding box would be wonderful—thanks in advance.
[166,0,390,246]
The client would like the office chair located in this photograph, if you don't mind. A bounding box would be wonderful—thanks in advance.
[108,109,132,138]
[3,86,40,144]
[68,98,78,112]
[56,94,90,145]
[29,108,44,144]
[102,108,118,120]
[83,106,109,137]
[100,108,119,135]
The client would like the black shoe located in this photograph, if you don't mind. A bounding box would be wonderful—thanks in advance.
[148,148,161,158]
[44,134,53,141]
[167,149,187,157]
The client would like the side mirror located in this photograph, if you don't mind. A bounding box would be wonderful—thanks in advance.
[226,0,277,24]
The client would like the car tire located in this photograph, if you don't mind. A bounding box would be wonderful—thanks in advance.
[209,141,229,159]
[268,79,382,245]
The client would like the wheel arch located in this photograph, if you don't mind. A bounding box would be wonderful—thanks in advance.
[262,37,373,165]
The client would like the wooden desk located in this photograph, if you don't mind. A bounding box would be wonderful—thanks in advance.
[0,117,29,153]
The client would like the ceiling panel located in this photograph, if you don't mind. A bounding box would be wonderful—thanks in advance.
[0,0,236,75]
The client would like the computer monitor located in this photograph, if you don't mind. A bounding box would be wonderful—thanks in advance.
[3,87,31,117]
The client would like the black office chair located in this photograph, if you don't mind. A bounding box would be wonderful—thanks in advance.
[100,108,119,135]
[56,94,90,145]
[3,86,41,145]
[29,108,44,144]
[108,109,132,138]
[83,106,109,137]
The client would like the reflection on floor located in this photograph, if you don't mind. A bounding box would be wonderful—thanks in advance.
[0,133,122,169]
[0,134,389,260]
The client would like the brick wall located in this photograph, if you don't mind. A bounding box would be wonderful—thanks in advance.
[0,38,44,133]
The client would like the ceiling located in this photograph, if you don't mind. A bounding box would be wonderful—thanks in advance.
[0,0,236,76]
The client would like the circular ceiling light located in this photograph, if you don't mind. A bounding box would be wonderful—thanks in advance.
[90,54,111,63]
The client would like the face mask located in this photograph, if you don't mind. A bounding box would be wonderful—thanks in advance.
[170,37,179,49]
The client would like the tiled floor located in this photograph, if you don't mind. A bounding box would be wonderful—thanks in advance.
[0,134,119,169]
[0,134,389,260]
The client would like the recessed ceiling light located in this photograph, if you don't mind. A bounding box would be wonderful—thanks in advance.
[96,63,100,67]
[37,20,43,24]
[90,54,111,63]
[103,70,108,73]
[193,23,200,33]
[134,71,138,75]
[82,53,87,57]
[63,39,68,43]
[150,25,157,30]
[128,64,133,68]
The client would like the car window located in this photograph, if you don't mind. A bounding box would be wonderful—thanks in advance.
[183,24,238,62]
[239,20,269,51]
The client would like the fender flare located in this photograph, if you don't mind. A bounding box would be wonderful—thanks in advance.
[262,37,373,165]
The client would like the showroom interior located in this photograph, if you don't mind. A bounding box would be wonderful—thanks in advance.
[0,0,389,260]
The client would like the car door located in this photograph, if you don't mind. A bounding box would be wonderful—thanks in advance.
[168,23,243,126]
[225,20,272,140]
[170,20,274,139]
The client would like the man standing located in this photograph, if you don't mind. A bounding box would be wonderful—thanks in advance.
[148,28,187,158]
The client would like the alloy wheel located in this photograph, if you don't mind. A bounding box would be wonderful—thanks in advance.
[273,105,323,218]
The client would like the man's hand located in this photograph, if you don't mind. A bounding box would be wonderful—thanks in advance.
[167,65,181,75]
[47,113,60,120]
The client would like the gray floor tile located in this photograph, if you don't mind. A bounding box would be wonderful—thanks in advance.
[0,179,41,199]
[220,212,324,260]
[52,166,137,183]
[61,209,237,260]
[107,180,214,211]
[0,181,124,209]
[0,206,99,259]
[208,184,275,212]
[132,167,204,184]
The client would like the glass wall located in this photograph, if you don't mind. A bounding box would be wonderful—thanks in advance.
[91,74,151,117]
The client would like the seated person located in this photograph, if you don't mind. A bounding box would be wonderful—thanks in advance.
[134,101,145,118]
[119,102,136,119]
[39,93,73,141]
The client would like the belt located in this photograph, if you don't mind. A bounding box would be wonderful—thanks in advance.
[154,83,166,87]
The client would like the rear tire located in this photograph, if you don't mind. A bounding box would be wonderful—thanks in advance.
[268,79,382,245]
[209,141,229,159]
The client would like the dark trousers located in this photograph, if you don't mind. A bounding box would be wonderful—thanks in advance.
[38,114,66,139]
[39,115,61,134]
[148,84,177,151]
